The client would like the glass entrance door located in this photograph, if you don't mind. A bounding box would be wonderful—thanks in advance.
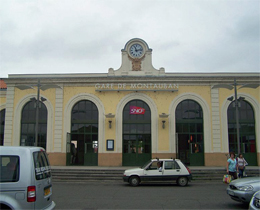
[67,133,98,166]
[178,134,190,165]
[123,134,151,166]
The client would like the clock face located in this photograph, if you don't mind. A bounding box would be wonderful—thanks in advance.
[129,44,143,58]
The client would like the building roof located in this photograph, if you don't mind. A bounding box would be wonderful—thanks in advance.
[0,80,7,89]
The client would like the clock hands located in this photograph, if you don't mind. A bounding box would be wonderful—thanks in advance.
[130,44,143,57]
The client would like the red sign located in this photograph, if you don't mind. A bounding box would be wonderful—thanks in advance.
[130,106,145,115]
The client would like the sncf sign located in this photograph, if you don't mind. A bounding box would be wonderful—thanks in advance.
[130,106,145,115]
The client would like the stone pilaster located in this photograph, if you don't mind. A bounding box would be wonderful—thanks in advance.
[211,87,221,152]
[4,85,15,145]
[53,86,63,152]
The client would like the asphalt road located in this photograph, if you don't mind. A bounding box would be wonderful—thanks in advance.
[52,180,249,209]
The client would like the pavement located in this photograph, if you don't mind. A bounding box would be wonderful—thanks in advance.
[51,165,260,171]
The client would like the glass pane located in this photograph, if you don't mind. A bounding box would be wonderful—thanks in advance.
[130,124,137,133]
[189,123,195,132]
[197,134,203,143]
[183,124,188,132]
[39,124,47,133]
[28,124,34,133]
[144,124,151,133]
[92,125,98,133]
[78,101,85,110]
[197,123,203,132]
[123,124,130,133]
[78,124,85,133]
[246,110,254,120]
[85,101,92,110]
[21,124,28,133]
[85,134,91,143]
[137,124,144,134]
[240,110,247,120]
[0,156,20,182]
[123,135,130,141]
[176,123,182,132]
[71,124,79,133]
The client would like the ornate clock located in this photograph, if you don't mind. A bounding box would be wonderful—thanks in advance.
[129,43,144,58]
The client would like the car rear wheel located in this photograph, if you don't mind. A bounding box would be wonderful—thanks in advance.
[129,176,140,186]
[177,177,188,186]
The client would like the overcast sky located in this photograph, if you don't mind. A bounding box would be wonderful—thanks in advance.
[0,0,259,78]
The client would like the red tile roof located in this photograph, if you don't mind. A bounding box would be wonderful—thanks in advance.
[0,80,7,89]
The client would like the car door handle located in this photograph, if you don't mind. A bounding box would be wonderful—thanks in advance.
[176,170,180,172]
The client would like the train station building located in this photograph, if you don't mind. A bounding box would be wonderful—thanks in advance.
[0,38,259,166]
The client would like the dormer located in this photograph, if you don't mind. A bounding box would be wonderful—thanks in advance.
[108,38,165,76]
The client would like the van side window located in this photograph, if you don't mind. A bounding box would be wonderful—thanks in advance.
[33,151,51,180]
[0,156,19,182]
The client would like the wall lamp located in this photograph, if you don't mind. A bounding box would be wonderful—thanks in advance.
[227,96,234,101]
[30,96,47,108]
[162,120,166,129]
[159,113,169,129]
[227,96,245,107]
[105,113,115,129]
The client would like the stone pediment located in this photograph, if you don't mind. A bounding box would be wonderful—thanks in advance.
[108,38,165,76]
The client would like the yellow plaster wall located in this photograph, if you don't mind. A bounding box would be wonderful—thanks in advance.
[62,85,213,152]
[0,96,6,107]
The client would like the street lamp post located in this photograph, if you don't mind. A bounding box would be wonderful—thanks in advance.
[233,79,241,154]
[212,79,259,155]
[35,79,40,147]
[16,80,62,147]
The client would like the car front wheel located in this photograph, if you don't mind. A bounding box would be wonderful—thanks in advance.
[129,176,140,186]
[177,177,188,186]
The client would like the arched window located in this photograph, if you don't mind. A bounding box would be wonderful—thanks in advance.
[70,100,98,166]
[0,109,5,145]
[228,100,256,165]
[20,101,47,149]
[122,100,151,166]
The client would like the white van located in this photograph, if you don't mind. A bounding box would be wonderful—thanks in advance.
[0,146,56,209]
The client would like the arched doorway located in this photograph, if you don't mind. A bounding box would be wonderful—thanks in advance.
[122,100,151,166]
[228,100,257,165]
[20,101,47,149]
[0,109,5,145]
[176,99,204,166]
[69,100,98,166]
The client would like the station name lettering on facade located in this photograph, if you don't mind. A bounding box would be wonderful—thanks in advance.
[95,83,179,92]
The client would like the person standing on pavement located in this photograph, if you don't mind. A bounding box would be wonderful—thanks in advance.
[227,152,238,180]
[237,153,247,178]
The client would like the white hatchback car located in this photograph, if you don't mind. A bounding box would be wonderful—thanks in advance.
[0,146,55,210]
[123,158,192,186]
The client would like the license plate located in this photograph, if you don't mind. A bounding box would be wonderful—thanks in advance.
[44,187,51,196]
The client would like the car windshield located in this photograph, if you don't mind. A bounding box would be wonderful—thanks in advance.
[141,160,152,169]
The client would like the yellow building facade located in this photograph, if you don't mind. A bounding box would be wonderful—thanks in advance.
[1,38,260,166]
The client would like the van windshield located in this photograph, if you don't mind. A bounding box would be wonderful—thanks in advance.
[33,151,51,180]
